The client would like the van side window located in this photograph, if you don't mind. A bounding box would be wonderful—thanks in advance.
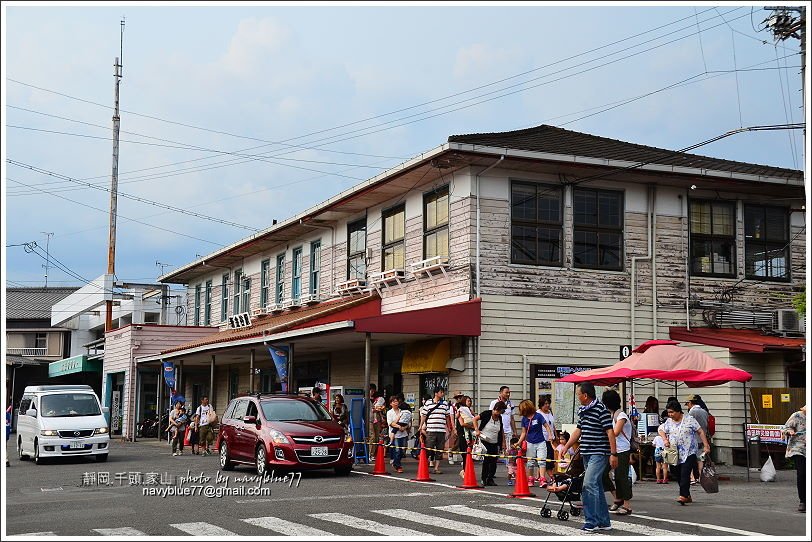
[232,400,248,420]
[19,396,32,414]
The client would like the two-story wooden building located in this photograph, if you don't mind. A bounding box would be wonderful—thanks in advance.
[144,124,804,463]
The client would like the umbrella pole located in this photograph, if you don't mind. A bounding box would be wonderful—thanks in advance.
[744,382,750,482]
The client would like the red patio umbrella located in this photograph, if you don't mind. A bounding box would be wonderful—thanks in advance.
[557,340,752,387]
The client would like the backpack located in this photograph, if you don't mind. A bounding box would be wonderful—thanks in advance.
[707,414,716,437]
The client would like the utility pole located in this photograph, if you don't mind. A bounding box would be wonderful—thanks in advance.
[763,7,806,129]
[41,232,53,287]
[106,18,125,332]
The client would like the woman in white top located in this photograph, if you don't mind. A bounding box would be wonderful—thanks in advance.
[537,396,556,484]
[602,389,633,515]
[386,396,412,473]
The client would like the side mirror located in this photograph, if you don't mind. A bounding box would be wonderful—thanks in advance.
[26,408,37,417]
[243,415,257,424]
[102,407,110,414]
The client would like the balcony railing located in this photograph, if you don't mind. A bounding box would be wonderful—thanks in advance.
[6,347,48,356]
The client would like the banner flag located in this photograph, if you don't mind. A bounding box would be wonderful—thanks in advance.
[162,361,176,390]
[268,345,289,393]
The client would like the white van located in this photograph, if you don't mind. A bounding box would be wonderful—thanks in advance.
[16,385,110,464]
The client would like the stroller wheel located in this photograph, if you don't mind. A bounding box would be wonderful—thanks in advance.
[570,506,582,517]
[557,510,569,521]
[540,507,552,518]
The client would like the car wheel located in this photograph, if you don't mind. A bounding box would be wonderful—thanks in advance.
[95,454,109,463]
[33,439,45,465]
[335,465,352,476]
[255,445,268,477]
[219,441,234,471]
[18,437,30,461]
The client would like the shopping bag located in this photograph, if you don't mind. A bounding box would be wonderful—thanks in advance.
[662,446,679,466]
[183,429,191,446]
[699,457,719,493]
[629,465,638,485]
[471,438,486,462]
[760,456,777,482]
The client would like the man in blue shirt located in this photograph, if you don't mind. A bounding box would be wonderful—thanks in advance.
[563,382,618,532]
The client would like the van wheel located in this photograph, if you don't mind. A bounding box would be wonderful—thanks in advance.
[18,437,30,461]
[219,442,234,471]
[34,440,46,465]
[95,454,109,463]
[255,445,268,477]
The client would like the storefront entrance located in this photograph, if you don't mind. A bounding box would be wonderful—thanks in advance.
[378,345,404,398]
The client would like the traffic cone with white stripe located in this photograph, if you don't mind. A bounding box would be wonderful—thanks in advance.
[411,436,434,482]
[371,436,390,475]
[458,444,483,489]
[507,442,534,498]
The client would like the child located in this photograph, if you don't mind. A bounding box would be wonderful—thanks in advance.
[555,431,574,474]
[505,436,520,485]
[188,413,200,455]
[652,433,668,483]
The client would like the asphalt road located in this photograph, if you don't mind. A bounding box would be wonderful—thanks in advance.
[3,439,807,538]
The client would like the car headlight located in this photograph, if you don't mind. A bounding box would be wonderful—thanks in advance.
[94,427,109,435]
[269,429,289,444]
[40,429,59,436]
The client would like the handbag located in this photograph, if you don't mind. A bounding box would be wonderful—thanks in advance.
[662,445,679,466]
[207,409,218,426]
[699,457,719,493]
[471,438,486,461]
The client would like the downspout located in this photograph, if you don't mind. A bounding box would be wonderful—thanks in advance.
[301,219,335,295]
[651,187,657,341]
[475,155,504,411]
[522,354,528,403]
[631,185,654,348]
[681,190,691,331]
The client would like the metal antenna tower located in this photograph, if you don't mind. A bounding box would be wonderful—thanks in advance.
[106,18,125,332]
[156,261,172,277]
[41,232,53,287]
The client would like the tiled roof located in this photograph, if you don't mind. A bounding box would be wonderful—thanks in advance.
[162,294,380,354]
[449,125,802,180]
[6,287,79,320]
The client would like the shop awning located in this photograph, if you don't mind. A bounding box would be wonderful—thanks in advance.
[48,355,102,377]
[401,338,451,374]
[354,298,481,336]
[669,327,806,353]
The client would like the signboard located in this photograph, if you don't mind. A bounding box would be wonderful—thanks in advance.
[762,394,773,409]
[405,393,416,408]
[228,312,252,329]
[532,364,601,428]
[781,393,791,403]
[48,355,100,378]
[162,361,175,390]
[111,391,121,432]
[619,345,632,360]
[268,344,289,393]
[745,423,786,444]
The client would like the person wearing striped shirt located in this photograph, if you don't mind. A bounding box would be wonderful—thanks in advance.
[563,382,618,533]
[419,387,453,474]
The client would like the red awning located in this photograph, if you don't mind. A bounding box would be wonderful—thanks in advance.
[669,327,805,353]
[354,298,481,336]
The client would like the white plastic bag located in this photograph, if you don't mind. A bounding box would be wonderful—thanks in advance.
[629,465,638,485]
[471,438,485,462]
[760,456,777,482]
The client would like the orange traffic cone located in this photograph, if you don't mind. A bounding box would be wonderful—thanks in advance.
[508,443,534,498]
[458,444,483,489]
[411,437,434,482]
[371,437,390,475]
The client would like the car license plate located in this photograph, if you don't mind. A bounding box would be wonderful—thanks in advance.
[311,446,328,456]
[70,441,84,449]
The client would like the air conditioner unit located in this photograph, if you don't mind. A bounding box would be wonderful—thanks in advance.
[773,309,802,334]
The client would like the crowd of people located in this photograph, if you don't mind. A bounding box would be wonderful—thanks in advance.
[166,395,217,457]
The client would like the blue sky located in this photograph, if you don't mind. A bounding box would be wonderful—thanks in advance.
[3,2,807,288]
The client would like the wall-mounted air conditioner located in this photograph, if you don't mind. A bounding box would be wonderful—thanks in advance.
[773,309,804,335]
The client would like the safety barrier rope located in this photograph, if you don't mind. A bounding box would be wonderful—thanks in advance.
[359,437,573,463]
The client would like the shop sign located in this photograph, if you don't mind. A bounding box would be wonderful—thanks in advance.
[762,394,773,409]
[781,393,791,403]
[111,391,121,432]
[228,312,252,329]
[745,423,785,444]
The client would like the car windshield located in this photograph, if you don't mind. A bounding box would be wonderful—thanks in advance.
[261,400,332,422]
[40,393,101,417]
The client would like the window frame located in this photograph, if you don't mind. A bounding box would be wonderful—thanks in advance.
[275,253,285,303]
[194,284,201,325]
[689,199,737,278]
[220,273,229,321]
[382,204,406,271]
[572,187,625,271]
[34,332,48,350]
[260,259,271,308]
[509,180,563,266]
[347,218,367,280]
[241,275,251,313]
[744,204,791,282]
[423,186,450,260]
[233,269,242,314]
[310,240,321,295]
[292,246,303,299]
[204,280,212,325]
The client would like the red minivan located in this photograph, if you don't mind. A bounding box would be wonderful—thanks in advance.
[216,394,354,476]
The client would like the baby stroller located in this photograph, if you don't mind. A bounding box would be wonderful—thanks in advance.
[539,451,584,521]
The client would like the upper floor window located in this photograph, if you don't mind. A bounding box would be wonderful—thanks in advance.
[194,284,201,325]
[233,269,242,313]
[745,205,790,280]
[292,247,303,299]
[573,188,624,270]
[382,205,406,270]
[424,187,449,260]
[690,200,735,277]
[510,181,563,266]
[34,333,47,350]
[347,219,367,280]
[260,259,271,308]
[204,280,212,325]
[221,273,229,321]
[310,241,321,295]
[241,274,251,313]
[275,254,285,303]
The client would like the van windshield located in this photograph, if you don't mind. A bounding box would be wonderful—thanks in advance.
[261,400,332,422]
[41,394,101,417]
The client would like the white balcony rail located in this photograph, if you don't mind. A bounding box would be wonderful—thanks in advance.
[7,347,48,356]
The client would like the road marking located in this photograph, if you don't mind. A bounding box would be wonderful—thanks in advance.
[310,512,432,536]
[374,508,520,536]
[242,516,334,536]
[10,533,56,537]
[169,522,236,536]
[434,505,596,536]
[491,503,683,537]
[93,528,147,536]
[235,491,435,504]
[631,513,767,536]
[40,487,63,492]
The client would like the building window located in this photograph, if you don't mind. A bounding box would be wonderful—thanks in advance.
[382,205,406,270]
[573,188,624,270]
[310,240,321,295]
[292,247,303,300]
[233,269,242,313]
[221,273,229,321]
[260,259,270,308]
[194,284,201,325]
[424,187,449,260]
[510,181,563,266]
[204,280,212,325]
[34,333,47,350]
[347,218,367,280]
[745,205,790,280]
[241,275,251,313]
[275,254,285,303]
[690,200,736,277]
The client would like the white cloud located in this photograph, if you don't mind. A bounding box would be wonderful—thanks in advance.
[453,43,515,79]
[219,17,292,78]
